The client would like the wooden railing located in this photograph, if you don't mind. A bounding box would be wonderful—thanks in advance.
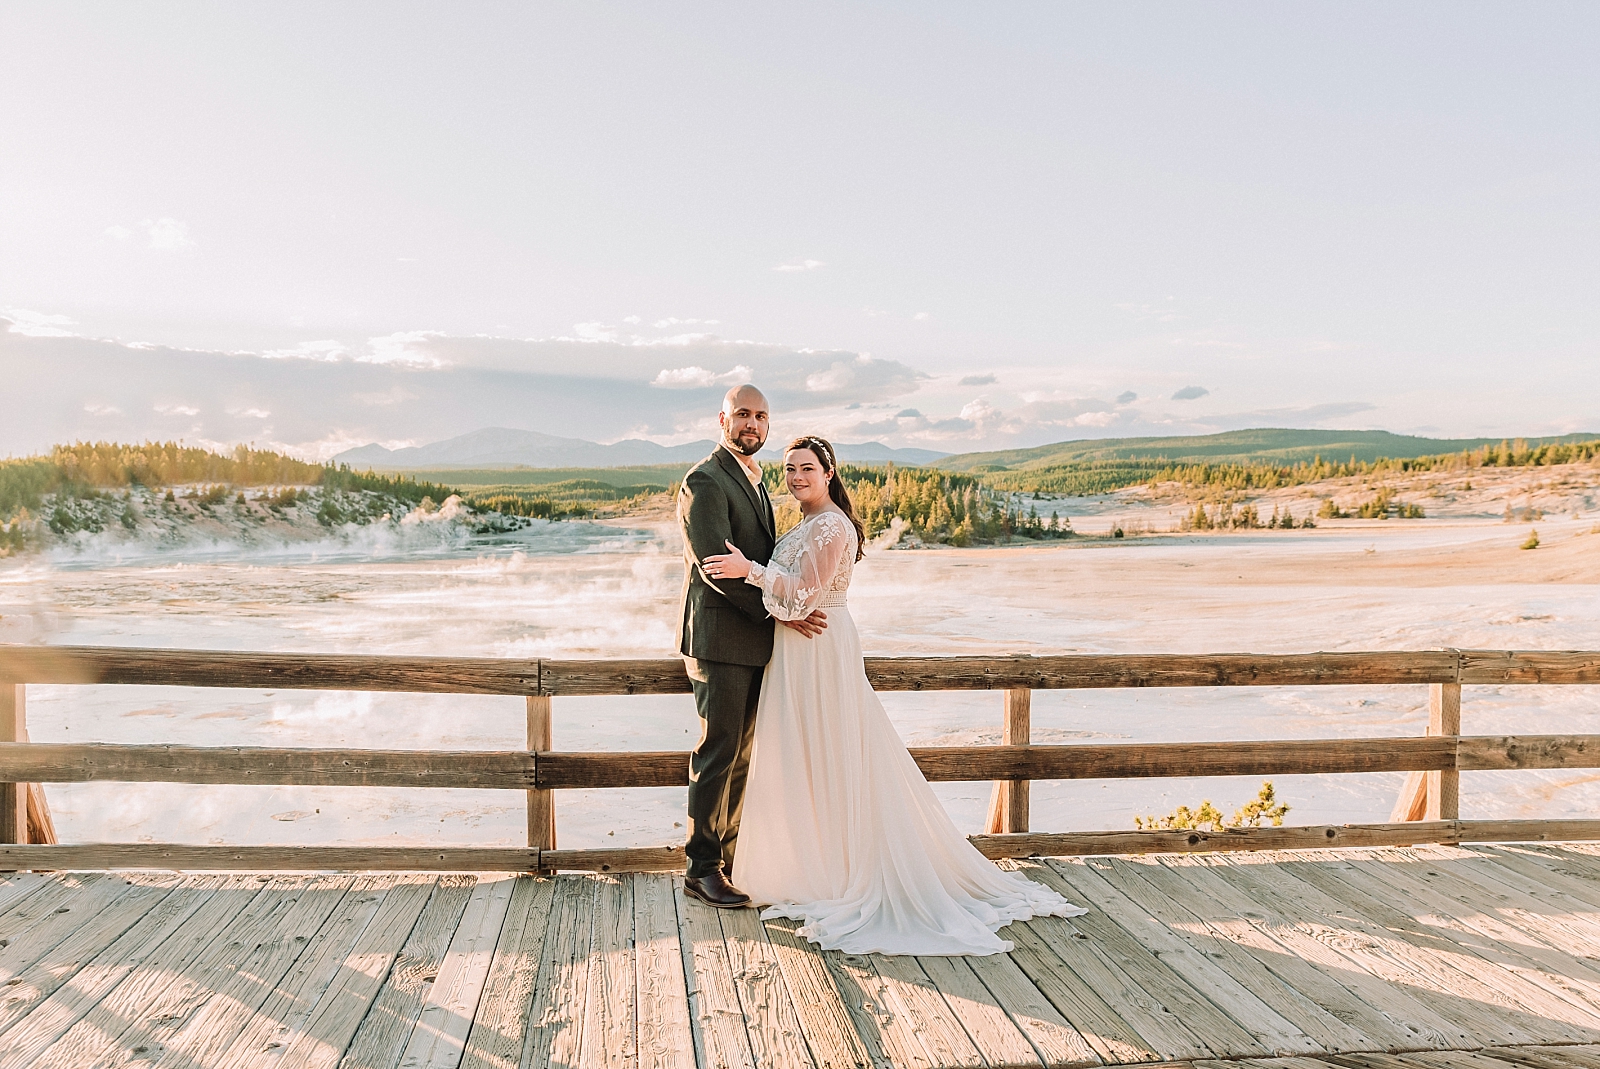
[1,644,1598,871]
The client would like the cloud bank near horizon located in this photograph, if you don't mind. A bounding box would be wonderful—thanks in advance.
[2,309,1591,462]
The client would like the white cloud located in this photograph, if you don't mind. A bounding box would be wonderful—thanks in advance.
[227,406,272,419]
[141,217,194,251]
[913,312,929,321]
[653,317,720,328]
[262,339,349,362]
[959,398,1001,425]
[83,402,121,416]
[651,364,754,389]
[155,403,200,416]
[359,331,447,368]
[774,259,826,272]
[104,225,132,240]
[2,308,78,338]
[622,315,641,324]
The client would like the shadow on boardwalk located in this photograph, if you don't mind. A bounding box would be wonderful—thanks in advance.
[8,844,1600,1066]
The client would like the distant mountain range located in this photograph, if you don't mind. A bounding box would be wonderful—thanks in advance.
[333,428,951,470]
[934,428,1600,472]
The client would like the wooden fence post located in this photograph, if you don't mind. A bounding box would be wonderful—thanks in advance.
[1,684,26,844]
[1426,682,1461,821]
[528,695,555,873]
[986,688,1031,834]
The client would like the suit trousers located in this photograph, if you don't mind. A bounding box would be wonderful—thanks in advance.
[684,657,764,879]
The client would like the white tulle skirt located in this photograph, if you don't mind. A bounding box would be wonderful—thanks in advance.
[734,601,1085,956]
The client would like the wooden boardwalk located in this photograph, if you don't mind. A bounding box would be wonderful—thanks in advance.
[13,846,1600,1067]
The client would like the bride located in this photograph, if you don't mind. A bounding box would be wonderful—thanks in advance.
[701,435,1084,956]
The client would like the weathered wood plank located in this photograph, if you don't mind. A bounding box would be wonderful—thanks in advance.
[1092,856,1371,1053]
[998,917,1160,1064]
[1325,849,1600,1034]
[633,874,697,1069]
[0,844,540,870]
[107,874,353,1069]
[264,874,438,1069]
[1155,854,1470,1053]
[962,948,1101,1068]
[21,734,1600,801]
[916,953,1043,1067]
[1426,684,1461,821]
[1270,852,1600,1041]
[0,683,25,844]
[0,874,258,1067]
[969,823,1462,858]
[538,738,1468,790]
[676,886,756,1069]
[10,645,1600,697]
[15,734,1600,794]
[988,687,1032,834]
[0,741,536,787]
[820,948,936,1069]
[458,876,557,1069]
[216,874,398,1069]
[522,876,597,1069]
[1,645,1489,695]
[975,820,1600,859]
[338,874,477,1069]
[0,644,541,694]
[869,952,987,1067]
[1459,650,1600,684]
[8,823,1600,876]
[1044,858,1319,1057]
[1133,855,1430,1054]
[861,651,1462,691]
[1010,861,1235,1060]
[528,695,555,861]
[26,876,317,1068]
[544,845,687,872]
[0,875,178,1040]
[0,873,126,982]
[758,915,881,1069]
[396,874,517,1069]
[1212,854,1557,1047]
[721,904,816,1069]
[579,874,638,1069]
[0,870,47,916]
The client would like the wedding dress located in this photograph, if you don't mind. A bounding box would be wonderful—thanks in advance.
[734,508,1085,956]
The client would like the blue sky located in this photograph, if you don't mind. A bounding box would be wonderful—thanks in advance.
[3,3,1597,458]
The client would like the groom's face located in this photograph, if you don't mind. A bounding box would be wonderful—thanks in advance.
[719,387,770,457]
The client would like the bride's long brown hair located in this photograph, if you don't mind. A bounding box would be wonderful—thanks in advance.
[786,435,865,561]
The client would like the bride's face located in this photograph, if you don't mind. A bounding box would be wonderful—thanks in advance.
[784,448,832,508]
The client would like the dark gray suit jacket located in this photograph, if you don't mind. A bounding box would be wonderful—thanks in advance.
[676,446,777,667]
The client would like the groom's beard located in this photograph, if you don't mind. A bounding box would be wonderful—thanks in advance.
[723,430,766,457]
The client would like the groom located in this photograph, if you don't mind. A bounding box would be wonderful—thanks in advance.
[677,383,825,908]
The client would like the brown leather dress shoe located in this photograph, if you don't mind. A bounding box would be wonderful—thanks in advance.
[684,869,752,909]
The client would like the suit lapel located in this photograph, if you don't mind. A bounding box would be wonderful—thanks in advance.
[715,446,773,538]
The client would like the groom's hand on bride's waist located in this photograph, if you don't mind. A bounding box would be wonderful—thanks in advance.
[779,610,827,639]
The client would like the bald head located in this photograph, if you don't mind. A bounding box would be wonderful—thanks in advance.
[718,383,770,457]
[722,383,767,415]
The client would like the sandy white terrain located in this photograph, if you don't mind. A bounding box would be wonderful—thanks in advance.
[1,463,1597,853]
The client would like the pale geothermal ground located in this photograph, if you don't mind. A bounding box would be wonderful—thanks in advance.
[1,461,1597,852]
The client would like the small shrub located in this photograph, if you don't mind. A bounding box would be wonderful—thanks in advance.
[1522,529,1540,550]
[1136,782,1290,832]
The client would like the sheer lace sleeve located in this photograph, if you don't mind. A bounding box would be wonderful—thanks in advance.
[745,511,852,620]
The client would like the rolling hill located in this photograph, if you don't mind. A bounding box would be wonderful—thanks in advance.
[933,428,1600,473]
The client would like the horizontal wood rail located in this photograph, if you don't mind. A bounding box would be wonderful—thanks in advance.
[4,644,1600,869]
[6,644,1600,693]
[4,819,1600,872]
[8,734,1600,788]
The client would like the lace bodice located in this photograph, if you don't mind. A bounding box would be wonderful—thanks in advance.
[745,509,857,620]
